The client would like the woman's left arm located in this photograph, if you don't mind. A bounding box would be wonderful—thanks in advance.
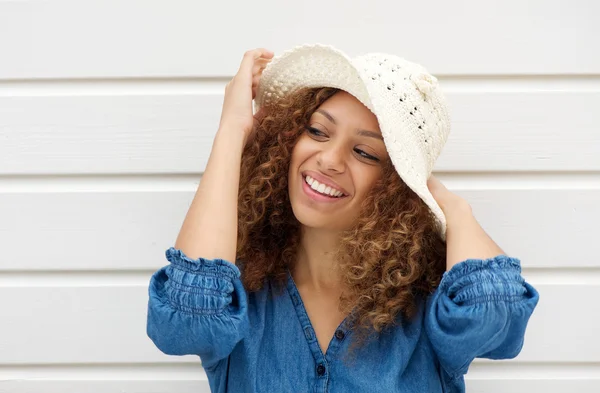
[424,176,540,378]
[427,175,507,271]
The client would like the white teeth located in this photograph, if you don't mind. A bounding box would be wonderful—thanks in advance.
[304,175,344,198]
[310,181,320,192]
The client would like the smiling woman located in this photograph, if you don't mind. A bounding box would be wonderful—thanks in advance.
[236,85,448,353]
[289,91,388,231]
[146,44,539,393]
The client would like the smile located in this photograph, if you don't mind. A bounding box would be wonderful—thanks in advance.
[304,175,345,197]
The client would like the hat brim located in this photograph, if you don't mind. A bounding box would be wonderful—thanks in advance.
[255,44,446,238]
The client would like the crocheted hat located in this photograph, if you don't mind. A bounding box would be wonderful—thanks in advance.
[255,44,451,237]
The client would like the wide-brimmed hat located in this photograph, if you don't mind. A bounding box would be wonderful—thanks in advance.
[255,44,451,238]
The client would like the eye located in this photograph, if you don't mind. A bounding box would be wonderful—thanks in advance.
[305,126,327,138]
[354,148,380,162]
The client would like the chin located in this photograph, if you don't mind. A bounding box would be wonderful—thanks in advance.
[294,212,328,230]
[290,203,352,232]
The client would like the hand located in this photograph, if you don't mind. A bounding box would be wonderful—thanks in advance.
[218,48,274,145]
[428,175,505,267]
[427,175,471,219]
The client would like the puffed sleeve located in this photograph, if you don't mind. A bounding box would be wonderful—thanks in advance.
[425,254,539,378]
[147,247,249,370]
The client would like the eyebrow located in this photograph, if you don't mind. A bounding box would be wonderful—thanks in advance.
[315,109,383,141]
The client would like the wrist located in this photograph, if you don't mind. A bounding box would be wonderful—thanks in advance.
[216,125,248,144]
[443,198,473,226]
[218,117,252,138]
[213,128,247,156]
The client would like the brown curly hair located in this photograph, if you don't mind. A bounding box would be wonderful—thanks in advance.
[236,87,447,349]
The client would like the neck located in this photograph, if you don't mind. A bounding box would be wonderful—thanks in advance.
[292,225,343,292]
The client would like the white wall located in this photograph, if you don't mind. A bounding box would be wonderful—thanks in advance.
[1,0,599,392]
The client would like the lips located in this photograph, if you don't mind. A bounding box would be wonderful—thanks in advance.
[300,173,349,203]
[304,176,343,197]
[301,171,349,196]
[304,175,345,197]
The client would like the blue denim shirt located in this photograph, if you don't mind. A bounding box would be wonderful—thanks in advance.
[147,247,539,393]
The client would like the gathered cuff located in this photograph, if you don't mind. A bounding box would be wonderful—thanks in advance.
[438,255,529,306]
[163,247,242,315]
[165,247,241,278]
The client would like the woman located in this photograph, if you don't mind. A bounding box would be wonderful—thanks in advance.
[147,44,539,393]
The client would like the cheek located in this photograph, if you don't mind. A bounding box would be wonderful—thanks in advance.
[289,144,308,182]
[353,167,383,198]
[290,137,314,166]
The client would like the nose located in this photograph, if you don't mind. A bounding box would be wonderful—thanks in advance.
[316,142,346,174]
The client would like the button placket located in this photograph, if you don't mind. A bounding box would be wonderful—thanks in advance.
[286,268,336,391]
[316,363,326,376]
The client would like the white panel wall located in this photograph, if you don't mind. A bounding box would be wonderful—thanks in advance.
[1,0,599,392]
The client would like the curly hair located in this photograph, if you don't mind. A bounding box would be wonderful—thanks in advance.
[236,87,447,349]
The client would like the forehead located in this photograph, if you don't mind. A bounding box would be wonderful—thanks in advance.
[316,91,381,132]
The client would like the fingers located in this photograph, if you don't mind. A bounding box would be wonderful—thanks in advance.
[238,48,274,76]
[251,71,264,98]
[250,54,272,98]
[253,48,274,60]
[253,107,267,123]
[230,48,273,100]
[427,175,442,193]
[252,57,271,75]
[252,73,261,88]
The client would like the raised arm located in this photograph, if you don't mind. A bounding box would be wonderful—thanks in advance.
[147,49,273,367]
[175,48,274,262]
[424,176,539,380]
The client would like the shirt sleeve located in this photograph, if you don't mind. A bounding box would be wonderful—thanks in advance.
[146,247,249,370]
[424,254,539,379]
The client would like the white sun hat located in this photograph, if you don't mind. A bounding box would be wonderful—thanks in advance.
[254,44,451,238]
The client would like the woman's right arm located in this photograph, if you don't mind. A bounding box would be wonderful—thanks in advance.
[174,127,246,262]
[146,49,273,368]
[175,48,274,262]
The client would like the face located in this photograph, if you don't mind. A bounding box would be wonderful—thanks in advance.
[288,91,389,231]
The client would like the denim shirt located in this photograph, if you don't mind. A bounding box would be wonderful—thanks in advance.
[147,247,539,393]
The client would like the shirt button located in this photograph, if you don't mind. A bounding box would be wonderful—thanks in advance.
[335,330,345,340]
[316,364,326,376]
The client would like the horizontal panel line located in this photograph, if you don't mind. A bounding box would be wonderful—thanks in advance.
[0,174,202,192]
[0,75,600,95]
[469,361,600,379]
[437,171,600,190]
[0,267,597,287]
[442,74,600,92]
[0,362,599,380]
[0,270,157,287]
[0,172,599,192]
[0,77,229,96]
[0,362,205,380]
[520,267,600,286]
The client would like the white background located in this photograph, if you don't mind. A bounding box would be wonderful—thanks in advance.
[1,0,599,392]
